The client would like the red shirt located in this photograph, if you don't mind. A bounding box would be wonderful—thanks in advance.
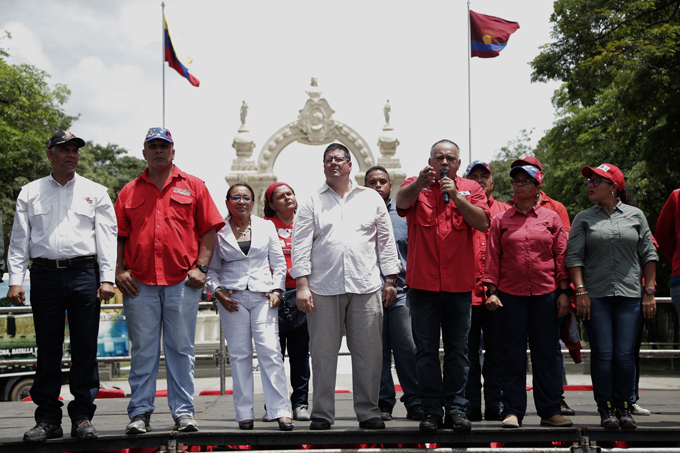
[115,166,225,286]
[472,196,510,305]
[508,191,571,232]
[263,215,296,289]
[656,188,680,275]
[483,204,568,296]
[398,176,490,293]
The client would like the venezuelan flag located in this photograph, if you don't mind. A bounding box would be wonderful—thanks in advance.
[470,10,519,59]
[164,14,200,87]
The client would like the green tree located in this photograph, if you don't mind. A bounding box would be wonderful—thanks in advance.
[530,0,680,294]
[0,35,145,262]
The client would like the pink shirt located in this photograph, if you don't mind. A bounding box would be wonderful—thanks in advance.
[483,203,568,296]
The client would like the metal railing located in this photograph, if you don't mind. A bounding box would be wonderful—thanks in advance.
[1,298,677,396]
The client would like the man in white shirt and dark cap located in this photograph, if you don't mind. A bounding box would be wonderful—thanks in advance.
[7,130,118,442]
[290,143,401,431]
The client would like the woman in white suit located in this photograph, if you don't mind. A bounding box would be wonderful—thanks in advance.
[206,183,293,431]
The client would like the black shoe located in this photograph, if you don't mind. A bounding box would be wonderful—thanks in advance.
[406,404,424,420]
[598,402,619,430]
[71,419,98,439]
[616,402,637,430]
[278,418,294,431]
[239,420,254,430]
[378,400,393,421]
[448,413,472,433]
[419,414,443,432]
[466,406,483,422]
[309,418,331,430]
[484,406,503,421]
[23,423,63,442]
[126,412,152,434]
[561,399,576,416]
[359,417,385,429]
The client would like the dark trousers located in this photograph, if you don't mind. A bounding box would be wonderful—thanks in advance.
[29,263,101,424]
[279,324,310,409]
[495,291,561,423]
[409,289,471,417]
[465,304,502,410]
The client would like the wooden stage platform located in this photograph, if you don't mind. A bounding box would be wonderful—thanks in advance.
[1,389,680,452]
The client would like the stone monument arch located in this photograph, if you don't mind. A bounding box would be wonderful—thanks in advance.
[226,78,406,215]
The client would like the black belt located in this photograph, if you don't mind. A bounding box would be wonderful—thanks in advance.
[32,255,97,269]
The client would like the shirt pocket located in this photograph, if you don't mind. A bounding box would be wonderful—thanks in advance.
[169,194,193,221]
[123,196,147,230]
[73,199,96,230]
[28,202,52,232]
[415,198,437,227]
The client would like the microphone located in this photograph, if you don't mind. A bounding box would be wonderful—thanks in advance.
[440,167,450,203]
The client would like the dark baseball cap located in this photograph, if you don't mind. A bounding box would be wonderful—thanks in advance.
[48,130,86,149]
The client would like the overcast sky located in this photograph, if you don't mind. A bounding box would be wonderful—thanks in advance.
[3,0,560,215]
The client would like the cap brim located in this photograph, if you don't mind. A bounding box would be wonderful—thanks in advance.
[581,166,596,179]
[49,137,86,148]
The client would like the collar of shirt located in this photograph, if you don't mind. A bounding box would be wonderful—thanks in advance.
[319,180,366,197]
[140,165,186,190]
[508,202,542,218]
[48,171,78,188]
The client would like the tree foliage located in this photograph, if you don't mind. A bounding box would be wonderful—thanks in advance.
[530,0,680,293]
[0,35,145,262]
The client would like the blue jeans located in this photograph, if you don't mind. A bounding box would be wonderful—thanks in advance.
[671,275,680,321]
[465,304,502,410]
[409,289,470,417]
[379,293,421,409]
[279,324,310,409]
[124,277,200,420]
[583,296,641,408]
[29,263,101,424]
[495,291,561,423]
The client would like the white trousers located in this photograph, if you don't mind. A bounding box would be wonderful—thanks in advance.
[218,290,292,422]
[308,291,383,423]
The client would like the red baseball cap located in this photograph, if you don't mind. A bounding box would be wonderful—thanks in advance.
[511,156,543,171]
[581,163,625,190]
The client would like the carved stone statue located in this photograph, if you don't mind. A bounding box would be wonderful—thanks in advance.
[240,101,248,127]
[384,100,391,126]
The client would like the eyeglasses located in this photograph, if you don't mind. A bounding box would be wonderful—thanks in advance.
[586,178,613,187]
[228,195,253,203]
[511,179,535,186]
[324,157,347,165]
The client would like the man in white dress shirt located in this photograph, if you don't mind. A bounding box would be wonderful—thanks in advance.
[7,130,117,442]
[290,143,401,430]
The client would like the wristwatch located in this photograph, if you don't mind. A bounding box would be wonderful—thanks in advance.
[486,289,499,297]
[385,277,398,285]
[196,264,209,274]
[558,287,574,297]
[645,287,657,295]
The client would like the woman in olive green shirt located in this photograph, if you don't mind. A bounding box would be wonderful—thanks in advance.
[566,163,658,431]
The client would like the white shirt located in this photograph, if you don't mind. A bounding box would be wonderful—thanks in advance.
[7,172,118,286]
[206,215,287,293]
[290,181,401,295]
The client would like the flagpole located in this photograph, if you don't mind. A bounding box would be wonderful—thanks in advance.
[467,0,472,163]
[162,2,166,128]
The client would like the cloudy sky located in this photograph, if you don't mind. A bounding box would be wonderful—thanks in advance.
[3,0,560,214]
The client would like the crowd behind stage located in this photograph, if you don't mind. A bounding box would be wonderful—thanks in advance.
[2,128,680,443]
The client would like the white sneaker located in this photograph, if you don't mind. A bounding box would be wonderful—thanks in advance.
[502,414,519,428]
[632,403,650,416]
[293,405,311,421]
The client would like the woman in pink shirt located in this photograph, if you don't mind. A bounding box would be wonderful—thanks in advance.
[483,165,572,429]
